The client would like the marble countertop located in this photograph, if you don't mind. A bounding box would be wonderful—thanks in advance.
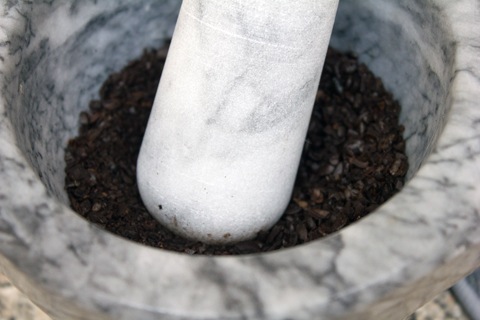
[0,272,469,320]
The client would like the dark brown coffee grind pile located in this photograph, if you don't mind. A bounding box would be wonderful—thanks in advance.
[65,44,408,255]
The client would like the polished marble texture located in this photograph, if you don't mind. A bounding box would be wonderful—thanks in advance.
[137,0,339,243]
[0,272,470,320]
[1,0,479,319]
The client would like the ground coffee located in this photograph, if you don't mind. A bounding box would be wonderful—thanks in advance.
[65,44,408,255]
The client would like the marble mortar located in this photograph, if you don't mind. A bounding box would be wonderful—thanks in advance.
[0,1,479,319]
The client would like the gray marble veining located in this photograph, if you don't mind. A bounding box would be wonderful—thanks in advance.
[137,0,339,243]
[0,0,479,319]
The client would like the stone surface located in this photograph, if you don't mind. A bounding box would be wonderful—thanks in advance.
[137,0,339,243]
[409,290,469,320]
[0,272,469,320]
[0,273,51,320]
[0,0,479,319]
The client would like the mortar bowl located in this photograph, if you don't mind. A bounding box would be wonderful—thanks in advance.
[1,1,479,319]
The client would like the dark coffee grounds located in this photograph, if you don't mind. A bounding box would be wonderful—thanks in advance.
[65,44,408,255]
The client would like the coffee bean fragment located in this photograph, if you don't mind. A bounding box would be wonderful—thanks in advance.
[296,223,309,242]
[307,208,330,219]
[65,45,408,255]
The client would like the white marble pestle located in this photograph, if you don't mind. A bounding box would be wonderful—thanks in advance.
[137,0,339,244]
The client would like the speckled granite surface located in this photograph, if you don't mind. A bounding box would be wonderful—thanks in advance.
[409,291,468,320]
[0,274,50,320]
[0,272,469,320]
